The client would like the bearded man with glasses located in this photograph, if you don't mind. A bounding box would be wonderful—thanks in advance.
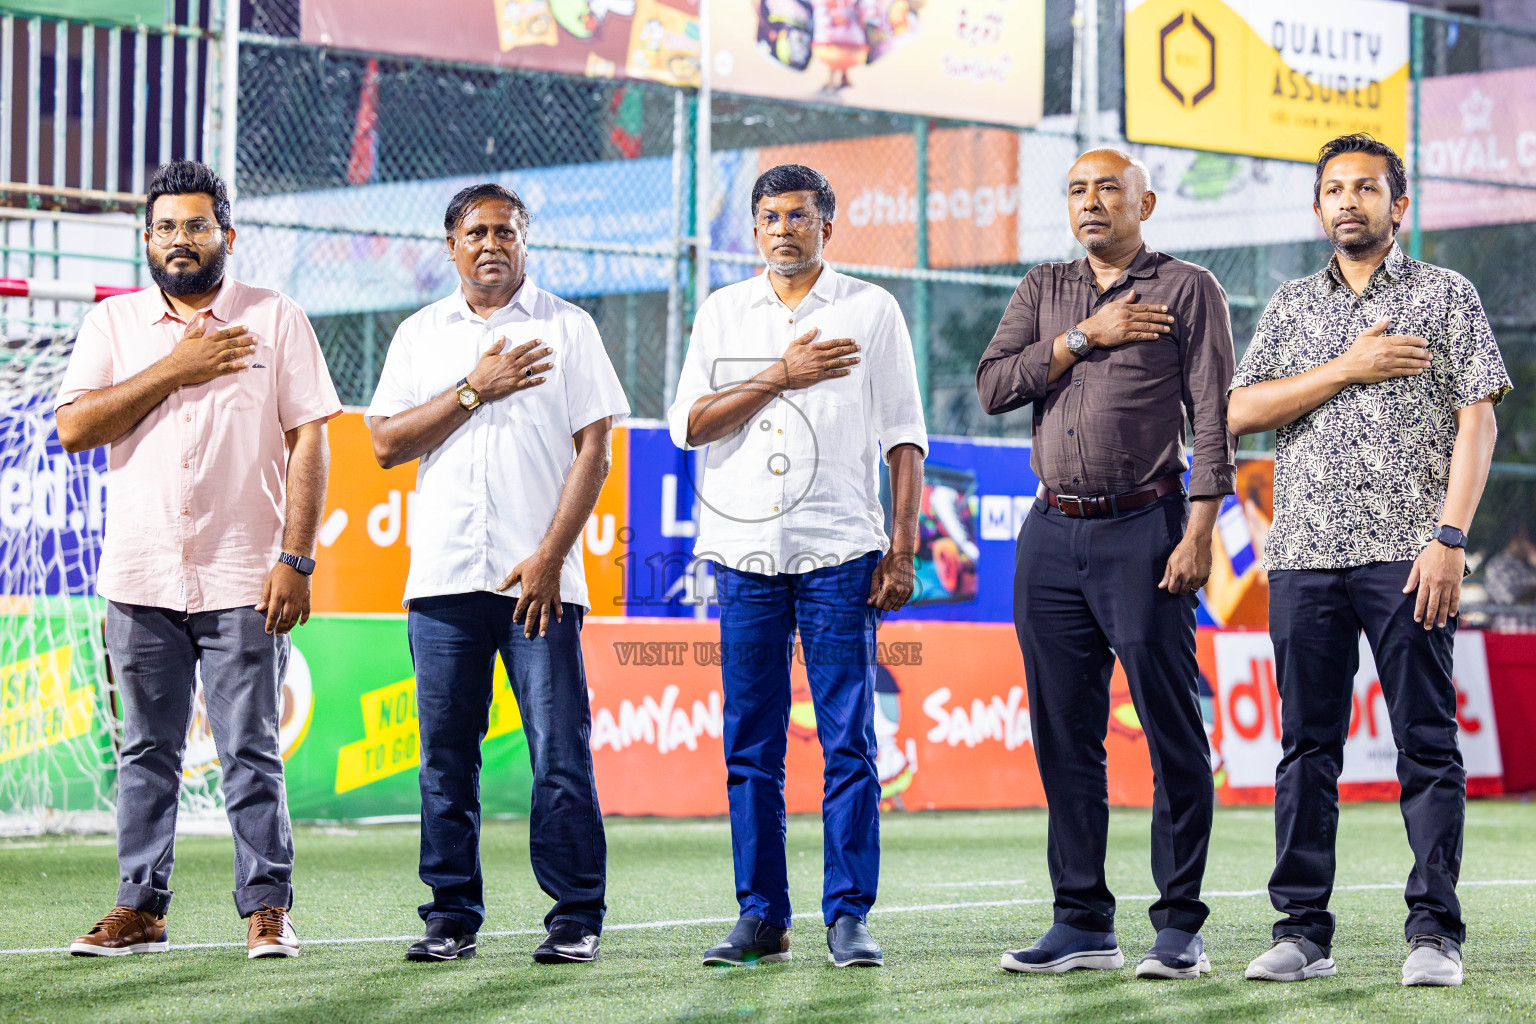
[55,160,341,961]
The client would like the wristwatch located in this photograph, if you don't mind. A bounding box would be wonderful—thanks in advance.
[455,377,482,411]
[277,552,316,576]
[1065,326,1092,359]
[1432,525,1467,550]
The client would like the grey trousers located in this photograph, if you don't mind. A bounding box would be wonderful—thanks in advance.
[105,601,295,918]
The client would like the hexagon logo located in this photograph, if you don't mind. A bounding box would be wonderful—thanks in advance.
[1159,12,1217,108]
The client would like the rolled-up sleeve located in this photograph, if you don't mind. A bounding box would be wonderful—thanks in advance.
[870,294,928,461]
[1181,270,1237,499]
[976,269,1050,415]
[666,298,718,451]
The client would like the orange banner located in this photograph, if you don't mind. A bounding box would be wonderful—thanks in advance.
[584,619,1160,815]
[310,412,630,615]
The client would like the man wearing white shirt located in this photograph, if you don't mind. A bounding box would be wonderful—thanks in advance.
[366,184,629,965]
[668,164,928,968]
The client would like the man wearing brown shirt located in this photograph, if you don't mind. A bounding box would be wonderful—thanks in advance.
[976,149,1235,979]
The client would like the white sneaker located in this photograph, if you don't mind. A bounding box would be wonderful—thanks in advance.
[1244,935,1337,982]
[1401,935,1462,987]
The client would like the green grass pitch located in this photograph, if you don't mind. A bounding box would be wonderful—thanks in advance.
[2,803,1534,1023]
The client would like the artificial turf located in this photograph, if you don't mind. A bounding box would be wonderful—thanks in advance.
[1,802,1533,1023]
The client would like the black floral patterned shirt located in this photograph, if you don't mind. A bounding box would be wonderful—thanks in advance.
[1231,243,1512,571]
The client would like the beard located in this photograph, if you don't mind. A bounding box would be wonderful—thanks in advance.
[148,242,227,297]
[1327,216,1394,260]
[762,232,825,277]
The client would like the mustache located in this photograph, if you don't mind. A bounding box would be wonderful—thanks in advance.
[165,248,200,263]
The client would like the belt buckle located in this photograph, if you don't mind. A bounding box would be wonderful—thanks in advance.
[1056,494,1087,517]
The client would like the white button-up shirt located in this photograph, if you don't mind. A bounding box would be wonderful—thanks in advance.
[667,265,928,575]
[366,278,630,609]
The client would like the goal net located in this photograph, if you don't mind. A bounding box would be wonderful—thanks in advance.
[0,283,226,835]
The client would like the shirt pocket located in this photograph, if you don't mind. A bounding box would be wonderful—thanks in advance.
[211,339,275,412]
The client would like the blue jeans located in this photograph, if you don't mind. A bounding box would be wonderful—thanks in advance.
[408,592,606,934]
[715,551,882,929]
[105,602,294,918]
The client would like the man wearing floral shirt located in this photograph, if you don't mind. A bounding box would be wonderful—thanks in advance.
[1229,134,1511,989]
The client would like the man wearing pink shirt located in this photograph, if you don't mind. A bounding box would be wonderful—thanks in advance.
[52,161,341,961]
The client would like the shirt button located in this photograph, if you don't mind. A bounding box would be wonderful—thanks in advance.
[1073,478,1079,485]
[184,414,191,421]
[777,429,782,434]
[1073,380,1082,387]
[182,462,189,469]
[787,317,794,324]
[773,506,780,513]
[181,508,190,516]
[1067,429,1074,436]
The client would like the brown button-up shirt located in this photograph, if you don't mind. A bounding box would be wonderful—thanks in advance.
[976,245,1236,500]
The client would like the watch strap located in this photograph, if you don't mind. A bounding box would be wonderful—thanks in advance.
[278,552,315,575]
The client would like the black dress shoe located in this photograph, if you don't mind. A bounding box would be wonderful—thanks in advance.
[826,915,883,967]
[701,915,791,966]
[533,919,600,963]
[406,918,477,961]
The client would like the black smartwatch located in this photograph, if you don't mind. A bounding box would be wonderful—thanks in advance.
[278,552,316,575]
[1431,525,1467,550]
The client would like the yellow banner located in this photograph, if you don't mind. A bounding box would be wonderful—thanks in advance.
[1125,0,1408,163]
[334,658,523,794]
[0,645,94,765]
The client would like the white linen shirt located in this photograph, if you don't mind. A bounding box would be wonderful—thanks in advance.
[667,265,928,575]
[366,277,630,609]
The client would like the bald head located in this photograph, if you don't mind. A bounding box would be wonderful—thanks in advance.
[1066,148,1157,256]
[1070,148,1153,196]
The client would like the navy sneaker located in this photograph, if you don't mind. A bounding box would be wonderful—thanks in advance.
[1000,923,1124,973]
[826,916,883,967]
[702,916,791,966]
[1135,927,1212,980]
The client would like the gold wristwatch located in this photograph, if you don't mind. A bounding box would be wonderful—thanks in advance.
[455,377,482,411]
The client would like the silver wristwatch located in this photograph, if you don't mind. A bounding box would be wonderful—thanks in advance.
[1065,326,1092,358]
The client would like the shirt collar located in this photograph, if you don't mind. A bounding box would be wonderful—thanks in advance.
[447,275,540,324]
[145,274,236,326]
[1320,241,1408,295]
[749,262,839,308]
[1069,243,1160,286]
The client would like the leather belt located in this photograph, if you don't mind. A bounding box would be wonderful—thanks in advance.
[1044,474,1184,519]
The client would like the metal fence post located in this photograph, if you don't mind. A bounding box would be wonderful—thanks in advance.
[221,0,239,199]
[913,116,930,418]
[664,86,686,411]
[1410,11,1423,261]
[692,0,712,313]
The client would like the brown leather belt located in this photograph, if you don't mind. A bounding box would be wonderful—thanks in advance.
[1044,474,1184,519]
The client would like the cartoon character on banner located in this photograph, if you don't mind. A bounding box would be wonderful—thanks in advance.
[496,0,637,51]
[787,664,918,810]
[754,0,921,92]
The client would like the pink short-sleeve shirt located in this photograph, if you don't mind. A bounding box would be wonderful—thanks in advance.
[54,277,342,612]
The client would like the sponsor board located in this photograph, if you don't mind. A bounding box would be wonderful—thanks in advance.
[1210,628,1502,794]
[302,0,700,87]
[709,0,1045,127]
[1413,64,1536,231]
[1125,0,1409,163]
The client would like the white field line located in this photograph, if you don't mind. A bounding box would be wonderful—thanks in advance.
[3,879,1532,957]
[924,879,1032,888]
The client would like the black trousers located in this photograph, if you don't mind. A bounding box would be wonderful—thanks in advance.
[1267,562,1465,952]
[1013,493,1213,934]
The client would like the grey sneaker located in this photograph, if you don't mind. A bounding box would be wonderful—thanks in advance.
[1244,935,1337,981]
[1401,934,1462,987]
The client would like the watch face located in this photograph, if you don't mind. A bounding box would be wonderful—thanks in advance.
[458,387,478,408]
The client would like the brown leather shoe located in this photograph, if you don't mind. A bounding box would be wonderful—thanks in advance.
[69,906,169,957]
[247,905,299,959]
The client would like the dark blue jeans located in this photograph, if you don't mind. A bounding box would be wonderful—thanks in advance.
[1268,562,1464,952]
[408,592,606,935]
[715,551,882,929]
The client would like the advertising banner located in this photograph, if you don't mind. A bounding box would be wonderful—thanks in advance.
[301,0,700,88]
[238,156,682,316]
[1207,629,1503,800]
[1413,64,1536,231]
[1124,0,1409,163]
[708,0,1045,128]
[1016,133,1324,263]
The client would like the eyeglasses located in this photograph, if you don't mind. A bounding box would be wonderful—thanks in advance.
[755,209,818,232]
[149,218,221,243]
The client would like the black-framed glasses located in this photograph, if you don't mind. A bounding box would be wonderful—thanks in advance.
[150,218,220,244]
